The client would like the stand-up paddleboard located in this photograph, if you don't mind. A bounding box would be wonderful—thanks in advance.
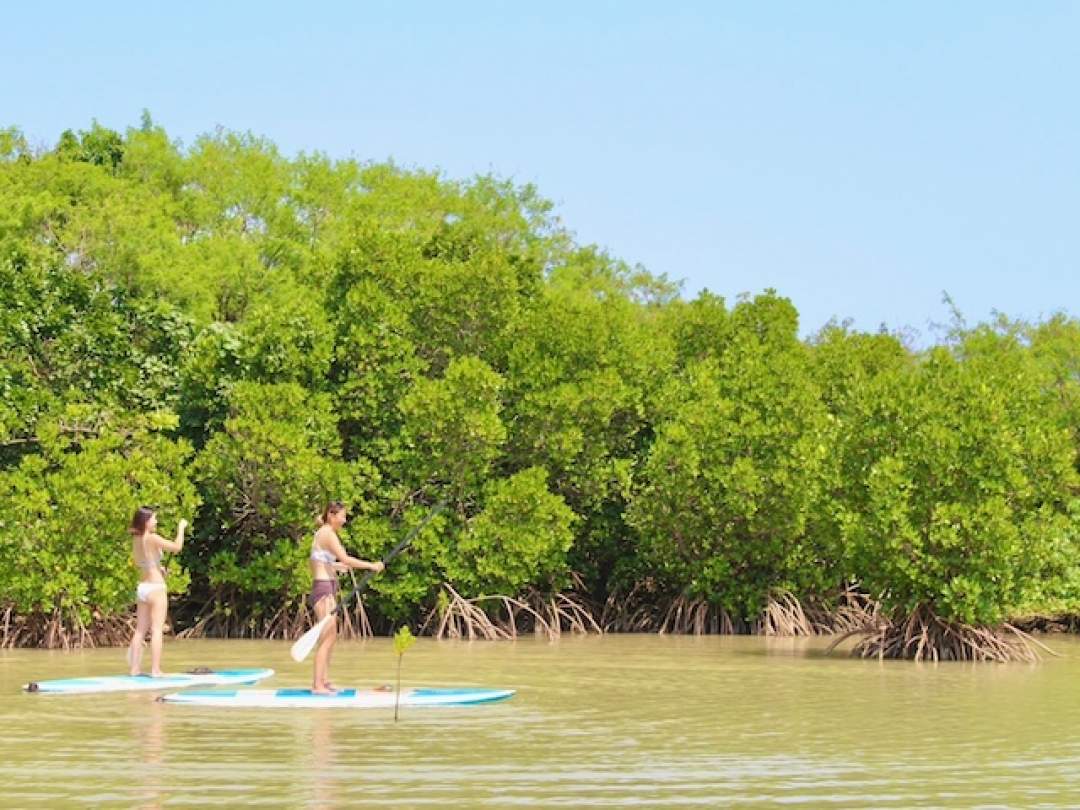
[24,667,274,695]
[161,686,515,709]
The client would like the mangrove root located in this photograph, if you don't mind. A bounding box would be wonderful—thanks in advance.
[658,596,749,635]
[423,583,602,641]
[0,605,135,650]
[833,604,1054,662]
[758,591,826,636]
[178,595,373,641]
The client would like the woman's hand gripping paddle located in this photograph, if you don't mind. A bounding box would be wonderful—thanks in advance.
[290,500,447,663]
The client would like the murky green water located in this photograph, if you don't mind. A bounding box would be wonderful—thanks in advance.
[3,634,1080,807]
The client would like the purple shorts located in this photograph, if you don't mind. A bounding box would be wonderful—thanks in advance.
[310,578,339,608]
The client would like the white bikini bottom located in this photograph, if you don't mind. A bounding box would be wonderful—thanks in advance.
[136,582,167,603]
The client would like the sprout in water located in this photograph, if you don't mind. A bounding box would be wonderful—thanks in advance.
[393,626,417,721]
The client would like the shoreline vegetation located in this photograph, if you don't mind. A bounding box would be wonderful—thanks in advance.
[4,119,1080,661]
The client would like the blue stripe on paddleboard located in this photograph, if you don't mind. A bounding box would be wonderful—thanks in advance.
[26,668,274,692]
[163,687,515,706]
[35,675,196,688]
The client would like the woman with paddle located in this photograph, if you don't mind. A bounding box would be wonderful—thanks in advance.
[310,502,383,694]
[127,506,189,677]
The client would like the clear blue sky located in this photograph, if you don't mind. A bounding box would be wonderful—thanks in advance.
[4,1,1078,338]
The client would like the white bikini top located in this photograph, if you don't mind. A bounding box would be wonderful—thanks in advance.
[310,535,337,565]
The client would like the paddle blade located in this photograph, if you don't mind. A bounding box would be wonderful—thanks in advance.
[291,614,331,662]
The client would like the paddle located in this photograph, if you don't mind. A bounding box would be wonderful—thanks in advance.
[290,499,448,663]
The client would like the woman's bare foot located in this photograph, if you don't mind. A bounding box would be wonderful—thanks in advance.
[150,670,165,678]
[312,685,336,696]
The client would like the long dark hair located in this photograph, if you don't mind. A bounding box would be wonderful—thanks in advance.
[316,501,346,527]
[129,506,155,536]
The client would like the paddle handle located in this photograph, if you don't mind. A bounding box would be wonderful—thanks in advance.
[331,498,448,618]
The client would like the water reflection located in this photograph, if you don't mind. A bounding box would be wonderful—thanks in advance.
[131,694,165,809]
[308,714,340,810]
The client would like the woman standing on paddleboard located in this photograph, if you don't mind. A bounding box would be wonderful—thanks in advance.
[127,507,189,676]
[310,502,383,694]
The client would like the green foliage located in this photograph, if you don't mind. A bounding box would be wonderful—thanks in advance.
[56,122,125,170]
[0,248,193,450]
[836,346,1080,624]
[809,322,913,418]
[239,286,335,387]
[448,467,576,596]
[504,249,676,595]
[630,295,839,620]
[0,127,29,161]
[393,624,416,656]
[192,382,376,617]
[663,290,732,365]
[392,624,417,720]
[397,356,507,493]
[360,503,449,621]
[0,412,197,625]
[365,469,575,618]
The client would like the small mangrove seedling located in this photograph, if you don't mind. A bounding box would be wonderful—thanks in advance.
[393,626,417,721]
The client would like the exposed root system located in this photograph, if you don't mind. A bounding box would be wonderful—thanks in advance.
[600,581,667,632]
[658,596,748,635]
[759,592,823,636]
[0,605,134,650]
[178,596,373,640]
[1010,613,1080,634]
[816,585,882,634]
[606,588,872,637]
[2,587,1065,661]
[423,583,602,641]
[338,599,374,640]
[827,604,1057,662]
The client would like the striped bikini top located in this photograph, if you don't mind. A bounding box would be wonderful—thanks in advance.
[135,537,163,570]
[310,534,337,565]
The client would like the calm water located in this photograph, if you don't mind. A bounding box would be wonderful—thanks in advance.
[2,634,1080,808]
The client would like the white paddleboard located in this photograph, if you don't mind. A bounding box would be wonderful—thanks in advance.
[24,667,274,695]
[161,686,515,708]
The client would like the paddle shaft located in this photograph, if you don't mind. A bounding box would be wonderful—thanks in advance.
[332,499,447,618]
